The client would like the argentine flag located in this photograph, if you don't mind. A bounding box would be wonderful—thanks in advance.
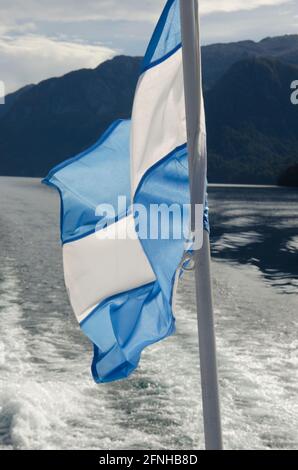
[43,0,208,383]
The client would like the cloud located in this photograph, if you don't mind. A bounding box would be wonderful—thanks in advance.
[0,1,163,24]
[201,2,298,43]
[0,0,292,26]
[0,35,115,93]
[201,0,291,15]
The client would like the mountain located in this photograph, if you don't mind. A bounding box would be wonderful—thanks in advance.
[0,35,298,183]
[202,34,298,89]
[0,84,34,119]
[206,57,298,184]
[0,55,141,177]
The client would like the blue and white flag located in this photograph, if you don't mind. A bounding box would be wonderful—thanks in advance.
[43,0,208,383]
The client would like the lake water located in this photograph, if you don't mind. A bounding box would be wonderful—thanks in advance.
[0,177,297,450]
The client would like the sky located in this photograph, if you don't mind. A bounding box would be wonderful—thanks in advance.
[0,0,297,94]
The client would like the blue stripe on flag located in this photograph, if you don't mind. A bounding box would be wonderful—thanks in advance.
[43,120,131,244]
[142,0,181,73]
[134,144,190,302]
[80,282,175,383]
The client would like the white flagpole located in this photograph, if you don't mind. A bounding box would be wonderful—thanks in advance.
[180,0,223,450]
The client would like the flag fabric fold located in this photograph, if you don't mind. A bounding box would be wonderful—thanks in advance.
[43,0,208,383]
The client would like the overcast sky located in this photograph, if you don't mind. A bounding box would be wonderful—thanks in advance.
[0,0,297,93]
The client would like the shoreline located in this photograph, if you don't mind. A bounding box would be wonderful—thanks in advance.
[0,175,291,189]
[208,183,281,189]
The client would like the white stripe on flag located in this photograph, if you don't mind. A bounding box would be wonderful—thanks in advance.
[131,48,186,196]
[63,214,155,323]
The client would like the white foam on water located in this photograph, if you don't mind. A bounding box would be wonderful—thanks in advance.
[0,257,202,450]
[208,261,298,449]
[1,255,297,450]
[0,259,123,449]
[0,262,31,374]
